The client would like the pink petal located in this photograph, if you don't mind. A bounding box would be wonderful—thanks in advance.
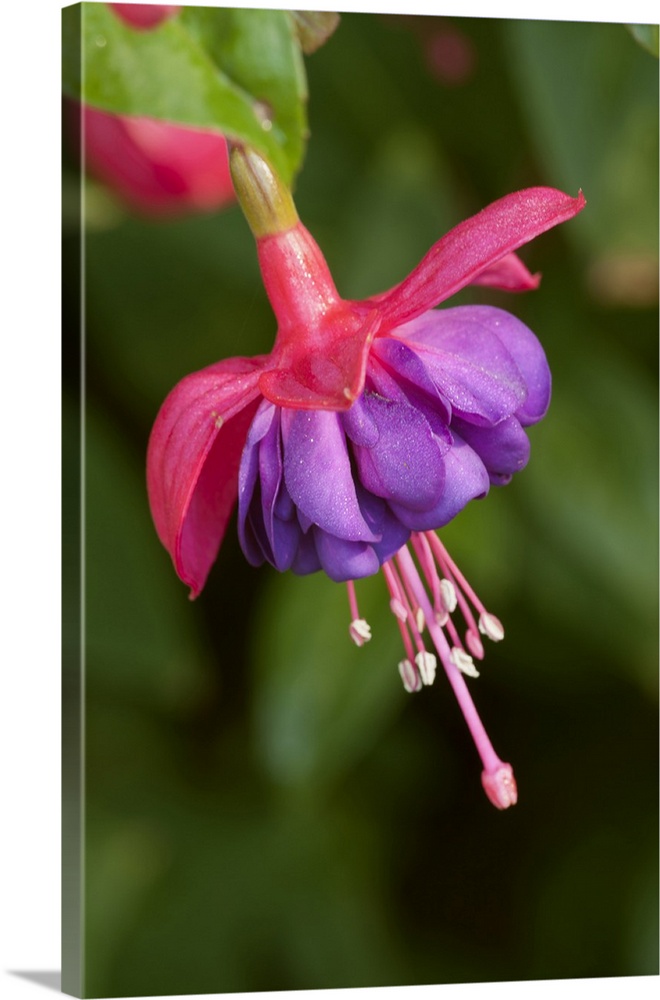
[361,188,586,328]
[147,357,265,597]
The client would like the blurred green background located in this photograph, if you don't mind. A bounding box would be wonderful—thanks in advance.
[62,11,659,996]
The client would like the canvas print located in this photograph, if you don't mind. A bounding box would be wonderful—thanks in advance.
[61,4,659,997]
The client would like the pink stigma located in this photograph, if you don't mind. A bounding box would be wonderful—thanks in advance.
[482,764,518,810]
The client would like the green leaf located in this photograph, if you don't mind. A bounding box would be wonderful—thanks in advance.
[627,24,660,58]
[62,3,308,184]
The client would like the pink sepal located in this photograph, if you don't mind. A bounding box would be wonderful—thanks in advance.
[260,309,381,411]
[471,252,540,292]
[256,223,382,410]
[147,357,265,597]
[362,188,586,328]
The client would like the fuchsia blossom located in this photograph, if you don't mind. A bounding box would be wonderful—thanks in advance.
[147,145,585,808]
[82,106,235,217]
[109,4,181,29]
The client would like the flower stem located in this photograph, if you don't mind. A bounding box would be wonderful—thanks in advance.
[228,142,298,238]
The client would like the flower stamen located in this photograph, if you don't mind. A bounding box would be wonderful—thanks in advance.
[411,532,442,612]
[348,531,515,808]
[349,618,372,646]
[394,552,426,638]
[384,563,421,678]
[347,579,372,647]
[398,658,422,693]
[449,646,480,678]
[427,534,504,646]
[415,650,437,686]
[479,611,505,642]
[438,577,458,616]
[465,628,485,661]
[385,557,436,688]
[382,561,408,620]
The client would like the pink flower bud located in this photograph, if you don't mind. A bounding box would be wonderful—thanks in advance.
[109,4,181,29]
[81,106,235,218]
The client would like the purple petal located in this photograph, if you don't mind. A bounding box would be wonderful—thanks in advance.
[480,308,551,425]
[291,530,322,576]
[314,529,381,582]
[257,415,301,571]
[389,435,489,530]
[369,338,452,433]
[274,484,295,521]
[341,394,380,447]
[237,470,266,568]
[258,408,283,538]
[351,392,446,511]
[397,307,528,426]
[356,486,410,563]
[282,409,377,542]
[238,403,309,572]
[453,415,531,482]
[237,401,277,566]
[297,508,313,533]
[268,514,302,571]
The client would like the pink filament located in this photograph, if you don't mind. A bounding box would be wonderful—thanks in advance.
[346,579,360,622]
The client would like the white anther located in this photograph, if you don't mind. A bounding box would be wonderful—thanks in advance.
[415,607,426,634]
[435,608,449,628]
[415,650,437,686]
[349,619,372,647]
[389,598,408,622]
[478,612,505,642]
[439,578,457,614]
[398,659,421,693]
[449,647,480,678]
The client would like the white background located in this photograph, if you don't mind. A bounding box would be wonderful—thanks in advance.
[1,1,657,998]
